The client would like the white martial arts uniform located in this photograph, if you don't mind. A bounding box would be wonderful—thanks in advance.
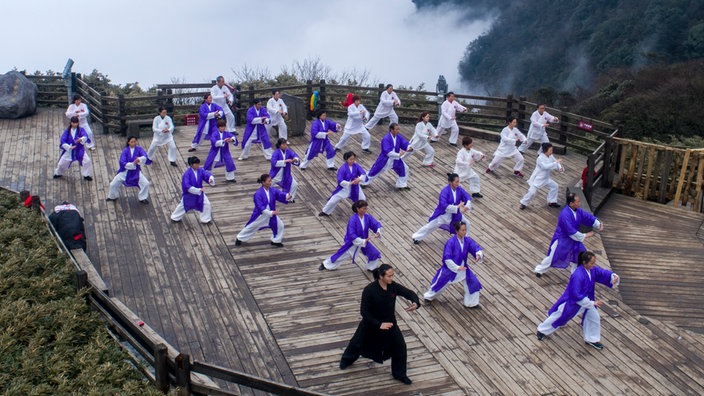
[405,121,438,166]
[519,109,558,153]
[147,115,177,163]
[454,147,484,194]
[65,103,95,149]
[335,104,371,151]
[266,97,289,139]
[365,90,400,129]
[434,99,467,145]
[520,152,564,206]
[487,125,526,172]
[211,84,236,131]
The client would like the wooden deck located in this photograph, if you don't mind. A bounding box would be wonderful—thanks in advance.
[2,108,704,395]
[599,194,704,334]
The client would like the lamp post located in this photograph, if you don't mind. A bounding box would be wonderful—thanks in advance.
[436,75,448,120]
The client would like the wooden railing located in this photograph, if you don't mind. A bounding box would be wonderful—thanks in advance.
[24,74,67,107]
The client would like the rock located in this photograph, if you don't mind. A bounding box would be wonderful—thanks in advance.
[268,93,307,139]
[0,71,38,119]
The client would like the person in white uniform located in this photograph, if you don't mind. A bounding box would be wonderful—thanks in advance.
[519,142,564,209]
[65,94,95,150]
[486,116,527,178]
[518,104,559,154]
[405,111,438,167]
[433,92,467,146]
[365,84,400,130]
[211,76,236,131]
[147,107,178,167]
[266,90,289,139]
[454,136,485,198]
[335,95,372,154]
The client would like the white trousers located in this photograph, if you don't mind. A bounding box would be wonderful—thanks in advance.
[405,141,435,166]
[463,172,481,194]
[272,168,298,200]
[80,122,95,149]
[55,155,92,177]
[412,212,471,241]
[364,158,409,188]
[436,121,460,144]
[267,116,288,139]
[237,214,284,243]
[487,152,524,172]
[520,180,558,206]
[240,135,273,160]
[423,270,480,307]
[365,110,398,129]
[321,186,366,215]
[222,105,235,132]
[519,133,550,153]
[108,171,150,200]
[323,246,379,271]
[300,147,335,169]
[335,130,371,151]
[170,195,212,223]
[147,138,178,163]
[537,301,601,343]
[534,240,578,274]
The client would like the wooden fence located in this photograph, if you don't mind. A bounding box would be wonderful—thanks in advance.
[25,74,67,107]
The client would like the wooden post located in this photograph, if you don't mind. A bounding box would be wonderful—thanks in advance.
[155,344,170,394]
[506,94,514,120]
[76,270,88,290]
[175,353,191,396]
[584,154,595,207]
[517,97,527,131]
[234,84,242,126]
[305,80,313,119]
[658,150,674,203]
[602,137,613,187]
[118,94,127,136]
[642,146,656,200]
[247,85,255,107]
[319,79,327,110]
[31,196,41,213]
[101,94,109,134]
[559,111,569,153]
[166,89,175,115]
[156,89,164,108]
[673,148,692,207]
[694,157,704,212]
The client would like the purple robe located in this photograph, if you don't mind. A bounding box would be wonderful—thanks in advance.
[547,265,615,328]
[328,163,367,203]
[245,186,288,236]
[428,185,472,234]
[116,146,148,187]
[181,168,213,212]
[547,207,599,268]
[58,127,89,165]
[305,118,338,160]
[367,132,410,178]
[429,236,483,293]
[192,102,224,145]
[269,147,299,193]
[204,130,237,172]
[331,213,382,263]
[242,106,272,150]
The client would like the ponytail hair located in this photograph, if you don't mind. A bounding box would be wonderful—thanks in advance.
[372,263,393,280]
[577,251,596,266]
[257,174,271,184]
[447,173,459,183]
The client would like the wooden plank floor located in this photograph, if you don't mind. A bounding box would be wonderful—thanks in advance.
[1,108,703,395]
[599,194,704,334]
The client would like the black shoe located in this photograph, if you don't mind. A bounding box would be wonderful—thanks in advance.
[360,184,367,189]
[535,272,542,278]
[466,304,482,310]
[537,331,546,341]
[53,174,61,179]
[235,239,242,246]
[396,186,411,191]
[318,211,329,217]
[362,149,372,154]
[319,263,326,271]
[339,360,351,370]
[170,161,178,167]
[271,242,284,248]
[585,341,604,350]
[171,219,182,223]
[139,199,149,204]
[300,167,306,171]
[519,204,526,210]
[226,179,237,183]
[334,148,341,152]
[289,199,295,203]
[106,197,117,202]
[327,166,338,171]
[548,202,561,208]
[84,176,93,181]
[423,298,433,304]
[413,239,420,245]
[394,376,412,385]
[472,193,483,198]
[449,143,458,147]
[187,147,196,152]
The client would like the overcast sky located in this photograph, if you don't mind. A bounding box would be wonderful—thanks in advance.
[1,0,490,92]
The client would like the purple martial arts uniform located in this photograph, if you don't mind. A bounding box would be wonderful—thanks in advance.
[329,163,367,202]
[116,146,148,187]
[181,168,213,212]
[546,207,599,269]
[304,118,338,161]
[244,186,288,236]
[367,132,410,179]
[192,102,223,146]
[427,235,483,295]
[242,106,272,150]
[330,213,382,264]
[204,130,237,172]
[269,147,299,194]
[427,185,472,234]
[58,126,89,165]
[546,265,615,329]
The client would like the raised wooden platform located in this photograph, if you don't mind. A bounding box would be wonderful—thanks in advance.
[1,108,703,395]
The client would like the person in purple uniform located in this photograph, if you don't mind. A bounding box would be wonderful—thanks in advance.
[363,123,413,190]
[235,174,291,248]
[534,193,603,277]
[319,200,382,272]
[299,110,340,170]
[239,98,273,160]
[53,116,93,181]
[319,151,368,217]
[203,119,238,183]
[423,222,484,308]
[189,94,223,152]
[536,251,620,350]
[269,138,300,202]
[412,173,471,244]
[106,136,150,204]
[170,156,215,224]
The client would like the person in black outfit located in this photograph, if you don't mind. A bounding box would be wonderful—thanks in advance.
[339,263,421,385]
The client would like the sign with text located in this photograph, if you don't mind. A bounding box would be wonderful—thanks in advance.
[578,120,594,132]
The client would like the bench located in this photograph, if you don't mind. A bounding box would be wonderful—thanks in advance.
[70,249,109,294]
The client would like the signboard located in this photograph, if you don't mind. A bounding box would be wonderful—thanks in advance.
[578,120,594,132]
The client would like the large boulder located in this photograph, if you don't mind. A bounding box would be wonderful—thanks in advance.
[0,71,38,119]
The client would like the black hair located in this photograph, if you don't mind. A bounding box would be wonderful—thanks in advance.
[351,200,368,213]
[216,118,227,128]
[252,98,262,105]
[158,106,166,113]
[389,122,399,131]
[316,109,327,119]
[69,116,79,124]
[507,115,518,124]
[216,76,224,82]
[452,221,465,232]
[577,251,596,266]
[462,136,473,146]
[446,91,455,98]
[272,89,280,96]
[385,84,393,90]
[343,151,356,161]
[72,94,81,102]
[275,138,288,149]
[125,135,137,146]
[257,174,271,184]
[187,156,201,166]
[203,94,211,102]
[541,142,553,153]
[372,263,393,280]
[351,95,361,102]
[447,173,459,183]
[566,192,578,205]
[418,111,430,122]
